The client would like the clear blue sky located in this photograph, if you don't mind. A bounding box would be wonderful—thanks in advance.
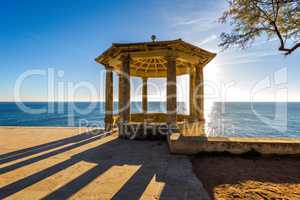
[0,0,299,102]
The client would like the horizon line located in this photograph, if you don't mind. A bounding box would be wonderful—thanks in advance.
[1,101,300,103]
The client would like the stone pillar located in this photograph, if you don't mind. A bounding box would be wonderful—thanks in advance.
[142,77,148,113]
[189,65,196,121]
[166,54,177,128]
[119,54,131,137]
[118,73,123,137]
[104,67,113,131]
[195,65,204,122]
[118,73,123,115]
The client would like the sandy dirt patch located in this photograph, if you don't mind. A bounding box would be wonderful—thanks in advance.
[192,153,300,200]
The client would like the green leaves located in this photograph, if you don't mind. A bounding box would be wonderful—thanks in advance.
[219,0,300,55]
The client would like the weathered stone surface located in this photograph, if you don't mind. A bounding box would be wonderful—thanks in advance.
[104,69,113,131]
[142,77,148,113]
[166,54,177,126]
[169,133,300,155]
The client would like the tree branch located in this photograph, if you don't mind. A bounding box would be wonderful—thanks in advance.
[219,0,300,55]
[272,21,285,48]
[279,42,300,55]
[252,0,274,21]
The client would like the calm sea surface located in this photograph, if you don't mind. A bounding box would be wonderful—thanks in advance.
[0,102,299,137]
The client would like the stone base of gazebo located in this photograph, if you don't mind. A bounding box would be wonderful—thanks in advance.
[112,113,206,139]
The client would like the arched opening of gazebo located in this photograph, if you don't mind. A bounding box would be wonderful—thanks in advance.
[95,38,216,138]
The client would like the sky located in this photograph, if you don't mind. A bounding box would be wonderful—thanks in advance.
[0,0,299,102]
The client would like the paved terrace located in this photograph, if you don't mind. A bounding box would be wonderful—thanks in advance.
[0,127,209,200]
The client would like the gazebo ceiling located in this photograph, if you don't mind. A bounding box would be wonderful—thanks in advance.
[95,38,216,78]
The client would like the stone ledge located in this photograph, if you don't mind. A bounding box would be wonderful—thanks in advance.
[168,133,300,155]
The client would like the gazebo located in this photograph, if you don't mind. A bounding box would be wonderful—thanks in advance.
[95,38,216,138]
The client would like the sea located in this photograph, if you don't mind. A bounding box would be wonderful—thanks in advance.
[0,102,299,138]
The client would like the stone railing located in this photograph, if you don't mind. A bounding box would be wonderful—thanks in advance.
[112,113,190,124]
[112,113,205,136]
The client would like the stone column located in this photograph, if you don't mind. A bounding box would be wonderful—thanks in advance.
[118,73,123,137]
[166,54,177,127]
[119,54,131,137]
[189,65,196,121]
[118,73,123,115]
[104,67,113,131]
[142,77,148,113]
[195,64,204,122]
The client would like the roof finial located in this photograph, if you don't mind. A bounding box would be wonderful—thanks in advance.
[151,35,157,42]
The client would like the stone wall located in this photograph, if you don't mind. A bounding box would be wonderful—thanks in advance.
[168,133,300,155]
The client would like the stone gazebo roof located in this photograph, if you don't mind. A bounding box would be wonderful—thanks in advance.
[95,39,216,77]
